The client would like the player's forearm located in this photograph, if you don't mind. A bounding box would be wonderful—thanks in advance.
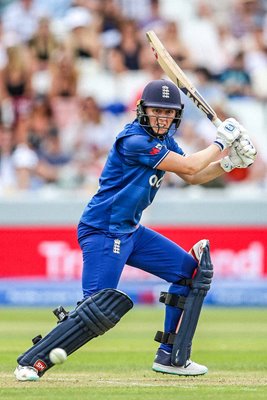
[182,144,222,175]
[158,144,221,175]
[178,160,225,185]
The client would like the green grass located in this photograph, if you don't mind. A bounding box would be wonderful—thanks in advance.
[0,306,267,399]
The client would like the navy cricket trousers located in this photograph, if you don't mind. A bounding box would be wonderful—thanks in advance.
[78,223,198,351]
[78,223,197,298]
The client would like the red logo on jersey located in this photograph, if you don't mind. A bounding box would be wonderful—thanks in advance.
[34,359,47,371]
[149,147,161,155]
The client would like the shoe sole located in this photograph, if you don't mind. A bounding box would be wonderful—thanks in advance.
[15,377,39,382]
[152,363,208,376]
[14,370,40,382]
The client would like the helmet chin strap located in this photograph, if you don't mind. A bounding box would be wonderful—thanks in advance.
[152,123,178,139]
[142,125,165,141]
[155,119,166,135]
[151,116,173,137]
[143,124,169,142]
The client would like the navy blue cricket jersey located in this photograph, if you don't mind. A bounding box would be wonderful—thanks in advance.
[80,120,184,233]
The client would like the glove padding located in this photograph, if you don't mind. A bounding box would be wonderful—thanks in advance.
[214,118,241,151]
[220,135,257,172]
[235,134,257,159]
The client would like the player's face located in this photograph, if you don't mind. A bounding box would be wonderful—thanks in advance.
[146,107,176,135]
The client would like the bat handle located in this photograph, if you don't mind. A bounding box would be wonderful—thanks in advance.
[212,117,222,128]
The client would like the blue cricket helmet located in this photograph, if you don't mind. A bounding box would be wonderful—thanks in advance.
[137,79,184,135]
[141,79,183,110]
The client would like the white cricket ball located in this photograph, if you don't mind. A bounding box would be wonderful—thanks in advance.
[49,348,67,364]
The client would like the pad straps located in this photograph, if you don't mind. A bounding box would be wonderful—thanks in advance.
[154,291,186,346]
[154,331,176,344]
[175,278,192,286]
[159,291,186,309]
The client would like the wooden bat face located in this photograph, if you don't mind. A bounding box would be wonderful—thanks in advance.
[146,30,221,127]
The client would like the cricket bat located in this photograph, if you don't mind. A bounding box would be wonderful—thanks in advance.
[146,30,222,128]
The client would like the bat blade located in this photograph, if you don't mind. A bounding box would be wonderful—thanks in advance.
[146,30,221,127]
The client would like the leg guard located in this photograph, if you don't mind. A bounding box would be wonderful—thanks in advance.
[17,289,133,376]
[171,240,213,366]
[154,291,186,346]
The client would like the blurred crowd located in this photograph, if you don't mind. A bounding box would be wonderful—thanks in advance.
[0,0,267,195]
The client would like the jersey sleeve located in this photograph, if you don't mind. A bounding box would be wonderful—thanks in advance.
[168,136,186,156]
[117,135,170,169]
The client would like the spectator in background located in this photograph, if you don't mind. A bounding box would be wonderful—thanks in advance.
[62,96,117,161]
[48,47,80,133]
[10,92,73,189]
[219,51,252,98]
[1,0,44,44]
[181,0,227,74]
[216,21,242,72]
[138,45,164,80]
[115,0,152,22]
[230,0,265,39]
[28,16,60,97]
[63,6,101,62]
[28,16,59,72]
[103,46,149,115]
[98,0,123,33]
[105,47,128,74]
[94,1,122,68]
[37,126,71,173]
[60,96,119,190]
[0,44,32,124]
[0,122,40,191]
[75,96,118,155]
[49,48,78,98]
[0,124,17,192]
[194,66,226,104]
[160,20,193,71]
[26,95,55,152]
[242,24,267,100]
[117,19,143,70]
[13,107,67,189]
[12,140,39,189]
[139,0,167,32]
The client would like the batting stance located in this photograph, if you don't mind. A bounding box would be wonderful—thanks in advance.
[14,80,257,381]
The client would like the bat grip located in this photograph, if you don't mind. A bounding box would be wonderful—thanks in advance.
[212,117,222,128]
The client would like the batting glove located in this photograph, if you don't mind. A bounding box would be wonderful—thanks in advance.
[220,140,256,172]
[235,134,257,159]
[214,118,241,151]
